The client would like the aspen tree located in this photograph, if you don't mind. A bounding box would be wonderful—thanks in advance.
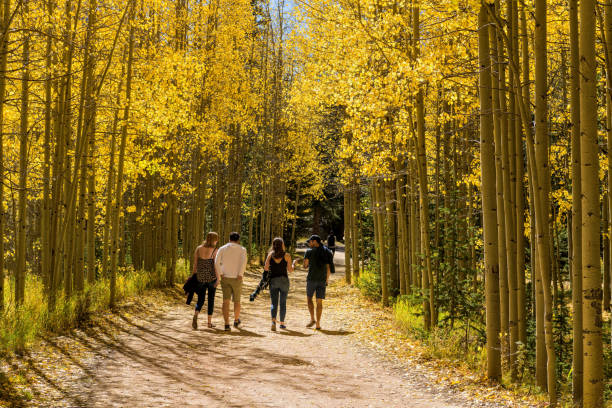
[489,8,510,357]
[110,0,135,307]
[384,179,398,294]
[396,171,407,294]
[605,0,612,317]
[581,0,604,403]
[0,0,10,310]
[516,0,529,346]
[15,0,30,305]
[351,183,360,279]
[414,26,433,328]
[344,185,352,284]
[41,0,53,293]
[604,197,610,311]
[375,178,389,305]
[479,2,501,381]
[569,0,582,399]
[533,0,556,395]
[503,0,519,378]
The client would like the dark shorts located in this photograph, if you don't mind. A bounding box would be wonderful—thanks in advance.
[306,280,326,299]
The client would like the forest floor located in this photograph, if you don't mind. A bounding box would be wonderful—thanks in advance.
[0,252,543,408]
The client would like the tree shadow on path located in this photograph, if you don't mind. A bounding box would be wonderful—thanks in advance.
[316,329,355,336]
[2,351,88,408]
[276,329,313,337]
[0,369,30,408]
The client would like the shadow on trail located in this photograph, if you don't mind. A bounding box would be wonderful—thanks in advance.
[276,329,313,338]
[69,323,234,404]
[216,327,265,337]
[0,368,30,408]
[317,329,355,336]
[2,351,88,408]
[2,262,365,407]
[40,336,97,378]
[115,313,199,346]
[68,312,337,404]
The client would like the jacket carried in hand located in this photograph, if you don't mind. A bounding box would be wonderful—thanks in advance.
[183,273,199,305]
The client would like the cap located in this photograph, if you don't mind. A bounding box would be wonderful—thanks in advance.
[308,234,322,244]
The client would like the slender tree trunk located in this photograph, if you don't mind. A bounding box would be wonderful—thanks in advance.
[375,178,388,306]
[409,176,419,290]
[290,182,300,252]
[396,171,407,294]
[605,194,611,311]
[517,0,529,347]
[87,105,96,283]
[570,0,583,388]
[490,13,509,360]
[41,0,53,294]
[534,0,556,397]
[604,0,612,313]
[479,3,501,381]
[344,185,352,284]
[110,1,135,307]
[500,0,518,378]
[413,0,434,328]
[0,0,10,311]
[248,182,255,258]
[581,0,603,404]
[384,180,397,294]
[15,1,30,305]
[352,182,360,279]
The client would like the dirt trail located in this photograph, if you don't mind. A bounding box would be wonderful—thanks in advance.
[79,252,504,408]
[2,252,511,408]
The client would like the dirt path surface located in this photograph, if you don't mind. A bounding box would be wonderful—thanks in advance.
[2,252,513,408]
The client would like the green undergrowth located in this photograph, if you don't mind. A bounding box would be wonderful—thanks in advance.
[353,266,560,405]
[355,262,381,301]
[0,260,188,354]
[355,264,486,370]
[391,296,487,370]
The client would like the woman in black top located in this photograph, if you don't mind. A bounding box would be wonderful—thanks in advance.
[264,237,293,331]
[192,232,221,330]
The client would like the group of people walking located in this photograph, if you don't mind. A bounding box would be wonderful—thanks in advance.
[187,232,334,332]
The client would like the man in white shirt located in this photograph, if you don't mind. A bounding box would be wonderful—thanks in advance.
[215,232,248,331]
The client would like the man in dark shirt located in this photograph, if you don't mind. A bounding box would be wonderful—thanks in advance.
[302,235,331,330]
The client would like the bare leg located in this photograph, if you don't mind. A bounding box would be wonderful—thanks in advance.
[234,302,241,321]
[223,299,230,325]
[307,297,315,324]
[316,299,323,329]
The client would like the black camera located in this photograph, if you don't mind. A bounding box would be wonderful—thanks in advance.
[249,270,270,301]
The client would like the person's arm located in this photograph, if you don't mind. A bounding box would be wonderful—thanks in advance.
[213,249,221,286]
[326,264,331,284]
[264,253,271,272]
[292,258,301,269]
[238,248,247,279]
[302,249,310,268]
[192,247,199,275]
[215,247,223,277]
[286,253,294,272]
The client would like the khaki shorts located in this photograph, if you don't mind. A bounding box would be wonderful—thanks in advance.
[221,277,242,302]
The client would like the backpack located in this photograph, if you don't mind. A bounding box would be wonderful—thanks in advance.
[327,235,336,247]
[323,245,336,274]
